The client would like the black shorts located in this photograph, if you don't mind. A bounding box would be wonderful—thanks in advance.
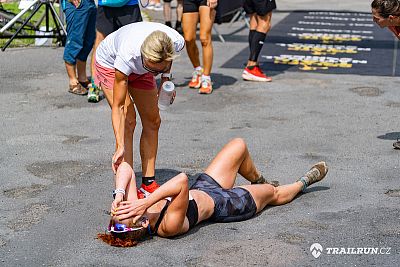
[243,0,276,17]
[190,173,257,223]
[183,0,208,13]
[96,5,142,36]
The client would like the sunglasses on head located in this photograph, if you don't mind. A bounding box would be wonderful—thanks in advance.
[141,55,170,75]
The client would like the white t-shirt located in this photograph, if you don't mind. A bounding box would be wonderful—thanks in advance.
[96,22,185,76]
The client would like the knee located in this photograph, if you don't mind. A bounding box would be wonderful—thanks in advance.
[142,114,161,132]
[185,38,196,47]
[199,35,211,47]
[258,21,271,33]
[231,138,247,151]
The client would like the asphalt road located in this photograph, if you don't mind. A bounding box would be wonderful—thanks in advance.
[0,0,399,266]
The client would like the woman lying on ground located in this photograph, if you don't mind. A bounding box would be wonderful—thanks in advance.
[98,138,328,246]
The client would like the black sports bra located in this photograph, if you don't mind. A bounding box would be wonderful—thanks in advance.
[153,198,198,235]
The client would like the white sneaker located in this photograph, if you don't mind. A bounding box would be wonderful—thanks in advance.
[153,3,163,11]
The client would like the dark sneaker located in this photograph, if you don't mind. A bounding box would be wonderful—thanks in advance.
[393,140,400,149]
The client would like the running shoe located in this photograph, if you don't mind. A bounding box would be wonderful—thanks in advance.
[198,78,213,94]
[242,65,272,82]
[153,3,163,11]
[137,189,145,199]
[87,83,100,103]
[139,180,160,197]
[146,2,155,9]
[298,161,328,190]
[188,68,203,88]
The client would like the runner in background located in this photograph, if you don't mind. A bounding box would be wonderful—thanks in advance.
[182,0,218,94]
[242,0,276,82]
[89,0,142,102]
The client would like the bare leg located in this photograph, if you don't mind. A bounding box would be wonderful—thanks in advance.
[76,59,89,83]
[129,87,161,177]
[102,85,136,167]
[65,62,79,87]
[240,162,328,212]
[204,138,261,189]
[198,6,216,76]
[176,0,183,22]
[163,2,172,23]
[247,12,272,67]
[90,30,106,80]
[182,12,201,68]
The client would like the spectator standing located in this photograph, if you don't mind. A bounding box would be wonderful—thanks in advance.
[62,0,96,95]
[163,0,183,34]
[94,22,185,196]
[182,0,218,94]
[242,0,276,82]
[371,0,400,149]
[89,0,143,102]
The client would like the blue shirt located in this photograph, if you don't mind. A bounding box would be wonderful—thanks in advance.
[98,0,138,6]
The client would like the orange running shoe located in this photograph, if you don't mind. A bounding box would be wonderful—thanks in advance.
[198,78,213,94]
[139,180,160,197]
[188,68,203,88]
[242,65,272,82]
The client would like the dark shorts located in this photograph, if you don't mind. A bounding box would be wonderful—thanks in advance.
[96,5,142,36]
[190,173,257,223]
[183,0,208,13]
[243,0,276,17]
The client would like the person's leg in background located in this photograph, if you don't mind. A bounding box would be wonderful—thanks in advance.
[63,0,96,95]
[175,0,184,34]
[89,5,112,102]
[242,0,275,82]
[182,1,203,89]
[198,4,216,94]
[163,0,173,27]
[77,0,97,88]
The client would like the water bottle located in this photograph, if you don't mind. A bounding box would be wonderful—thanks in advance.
[158,81,175,110]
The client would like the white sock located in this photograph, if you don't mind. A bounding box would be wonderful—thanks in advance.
[195,66,202,71]
[201,74,211,81]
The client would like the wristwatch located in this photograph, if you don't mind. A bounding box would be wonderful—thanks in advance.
[161,73,172,79]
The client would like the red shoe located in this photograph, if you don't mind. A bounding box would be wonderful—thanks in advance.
[242,65,272,82]
[188,68,203,88]
[198,78,213,94]
[137,189,145,199]
[139,181,160,197]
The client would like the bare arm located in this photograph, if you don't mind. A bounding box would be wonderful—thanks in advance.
[207,0,218,9]
[114,173,190,236]
[111,69,128,173]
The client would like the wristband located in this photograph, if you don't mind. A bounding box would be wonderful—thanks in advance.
[112,188,125,199]
[161,73,172,79]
